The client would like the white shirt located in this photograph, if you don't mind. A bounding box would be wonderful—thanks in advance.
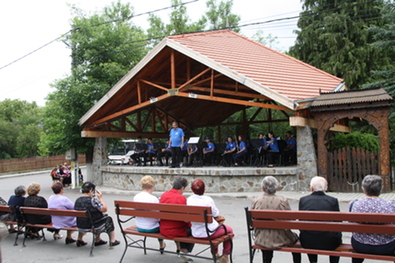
[187,194,219,238]
[133,191,160,230]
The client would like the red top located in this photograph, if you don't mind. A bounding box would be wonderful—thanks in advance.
[159,188,190,238]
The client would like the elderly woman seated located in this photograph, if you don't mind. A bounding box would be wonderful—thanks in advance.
[251,176,301,263]
[24,182,53,239]
[349,175,395,263]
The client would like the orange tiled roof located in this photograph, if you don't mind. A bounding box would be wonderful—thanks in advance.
[168,30,344,101]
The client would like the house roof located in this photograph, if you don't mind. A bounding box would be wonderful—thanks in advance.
[79,30,346,137]
[167,30,345,101]
[311,88,392,107]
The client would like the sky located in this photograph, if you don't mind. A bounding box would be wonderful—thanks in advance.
[0,0,302,106]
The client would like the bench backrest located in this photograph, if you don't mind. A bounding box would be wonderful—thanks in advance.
[0,205,11,213]
[20,207,87,218]
[245,208,395,235]
[115,200,213,224]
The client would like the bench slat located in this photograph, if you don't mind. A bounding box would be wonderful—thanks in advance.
[20,207,87,218]
[123,225,233,246]
[0,205,11,213]
[117,208,210,223]
[249,209,395,223]
[115,200,213,214]
[251,219,395,235]
[253,244,395,261]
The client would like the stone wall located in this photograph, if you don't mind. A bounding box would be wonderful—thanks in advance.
[101,166,301,193]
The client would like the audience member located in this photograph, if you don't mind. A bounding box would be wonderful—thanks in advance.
[24,182,52,239]
[168,122,185,168]
[7,185,26,233]
[51,167,63,184]
[74,182,120,248]
[48,182,84,244]
[187,179,233,263]
[299,176,342,263]
[133,176,165,252]
[61,165,71,186]
[251,176,301,263]
[160,176,194,261]
[349,175,395,263]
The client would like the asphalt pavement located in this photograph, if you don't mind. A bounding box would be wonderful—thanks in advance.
[0,169,393,263]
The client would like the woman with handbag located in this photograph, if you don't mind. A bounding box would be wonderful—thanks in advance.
[186,179,233,263]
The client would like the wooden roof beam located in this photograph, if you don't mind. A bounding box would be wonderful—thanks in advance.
[81,130,168,139]
[184,86,271,100]
[176,92,291,111]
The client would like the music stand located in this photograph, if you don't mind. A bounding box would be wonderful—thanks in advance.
[250,139,265,166]
[188,137,200,144]
[135,143,147,150]
[251,139,264,148]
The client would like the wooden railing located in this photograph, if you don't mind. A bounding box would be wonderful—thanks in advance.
[0,155,86,174]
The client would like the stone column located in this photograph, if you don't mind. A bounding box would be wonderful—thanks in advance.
[296,125,317,191]
[90,136,108,186]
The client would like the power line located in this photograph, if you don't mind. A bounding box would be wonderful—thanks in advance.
[0,0,199,71]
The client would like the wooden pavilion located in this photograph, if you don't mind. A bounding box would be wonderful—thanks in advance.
[78,30,391,192]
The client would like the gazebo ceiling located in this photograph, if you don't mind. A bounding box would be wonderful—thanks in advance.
[79,30,346,138]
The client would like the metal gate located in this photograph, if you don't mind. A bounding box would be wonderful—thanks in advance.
[327,147,378,192]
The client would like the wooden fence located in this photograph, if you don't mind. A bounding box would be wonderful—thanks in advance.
[0,155,86,174]
[327,147,378,192]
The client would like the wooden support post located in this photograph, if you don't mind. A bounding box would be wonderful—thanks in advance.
[171,50,176,90]
[137,81,141,104]
[210,69,214,97]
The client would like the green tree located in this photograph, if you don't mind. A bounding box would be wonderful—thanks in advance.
[147,0,240,46]
[41,2,148,156]
[252,30,280,49]
[204,0,240,32]
[289,0,388,89]
[0,99,42,159]
[364,2,395,159]
[147,0,206,45]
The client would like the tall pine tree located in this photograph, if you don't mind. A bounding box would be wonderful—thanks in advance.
[289,0,388,89]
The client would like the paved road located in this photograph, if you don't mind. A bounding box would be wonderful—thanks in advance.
[0,170,391,263]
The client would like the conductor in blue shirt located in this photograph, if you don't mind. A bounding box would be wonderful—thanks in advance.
[168,121,184,168]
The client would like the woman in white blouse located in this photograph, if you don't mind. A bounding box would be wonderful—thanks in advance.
[133,176,165,253]
[187,179,233,263]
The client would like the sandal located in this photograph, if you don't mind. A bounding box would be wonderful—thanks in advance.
[76,240,87,247]
[160,243,166,254]
[53,233,63,240]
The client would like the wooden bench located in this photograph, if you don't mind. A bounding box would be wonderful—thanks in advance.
[115,200,234,263]
[0,204,20,245]
[0,205,17,225]
[19,207,111,256]
[245,207,395,262]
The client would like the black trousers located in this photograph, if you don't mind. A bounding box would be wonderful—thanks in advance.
[171,147,182,167]
[261,250,301,263]
[179,227,194,252]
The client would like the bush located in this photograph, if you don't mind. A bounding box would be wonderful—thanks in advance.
[331,132,380,153]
